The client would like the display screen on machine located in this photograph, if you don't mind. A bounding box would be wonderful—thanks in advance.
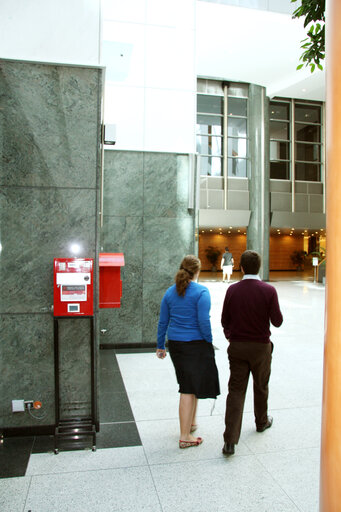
[61,285,87,302]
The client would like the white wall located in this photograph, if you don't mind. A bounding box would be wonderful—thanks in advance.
[196,3,325,101]
[101,0,197,154]
[0,0,100,66]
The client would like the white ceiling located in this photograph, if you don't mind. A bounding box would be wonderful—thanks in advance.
[196,2,325,101]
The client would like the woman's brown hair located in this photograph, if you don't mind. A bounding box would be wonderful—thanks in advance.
[175,255,201,296]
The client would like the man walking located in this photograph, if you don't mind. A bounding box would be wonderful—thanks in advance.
[221,250,283,455]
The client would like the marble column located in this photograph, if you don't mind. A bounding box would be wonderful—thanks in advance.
[320,0,341,509]
[247,84,270,280]
[0,59,103,429]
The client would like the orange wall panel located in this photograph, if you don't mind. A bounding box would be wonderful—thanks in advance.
[199,233,305,271]
[199,233,247,271]
[269,235,304,270]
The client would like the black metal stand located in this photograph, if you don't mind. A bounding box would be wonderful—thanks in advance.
[54,316,97,454]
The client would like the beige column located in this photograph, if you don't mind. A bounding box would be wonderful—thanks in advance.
[320,0,341,510]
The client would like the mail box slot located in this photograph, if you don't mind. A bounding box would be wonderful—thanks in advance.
[99,253,125,308]
[54,258,94,316]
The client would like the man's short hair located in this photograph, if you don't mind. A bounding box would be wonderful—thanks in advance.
[240,250,261,275]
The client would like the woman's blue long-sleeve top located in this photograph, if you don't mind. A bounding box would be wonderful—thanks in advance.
[157,281,213,350]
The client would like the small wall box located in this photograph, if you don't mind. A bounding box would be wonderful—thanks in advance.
[99,253,125,308]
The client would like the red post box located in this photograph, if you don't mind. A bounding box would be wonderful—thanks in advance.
[99,253,125,308]
[53,258,94,316]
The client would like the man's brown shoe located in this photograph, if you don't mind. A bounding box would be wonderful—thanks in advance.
[256,416,273,432]
[222,443,235,455]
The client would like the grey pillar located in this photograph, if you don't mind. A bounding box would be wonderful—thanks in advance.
[247,84,270,280]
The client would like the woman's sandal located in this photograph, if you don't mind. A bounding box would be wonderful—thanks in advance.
[190,424,198,433]
[179,437,203,449]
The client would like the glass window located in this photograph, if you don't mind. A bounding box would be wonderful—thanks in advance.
[295,104,321,123]
[197,81,248,181]
[228,158,247,177]
[196,136,222,157]
[197,94,223,115]
[295,162,320,181]
[197,114,223,136]
[270,161,290,180]
[270,141,289,161]
[295,124,320,143]
[200,156,222,177]
[269,98,322,182]
[228,137,247,158]
[270,102,290,121]
[270,121,289,140]
[228,84,249,97]
[227,97,247,117]
[227,118,247,137]
[296,143,321,162]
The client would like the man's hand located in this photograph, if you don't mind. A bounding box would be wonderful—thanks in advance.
[156,349,167,359]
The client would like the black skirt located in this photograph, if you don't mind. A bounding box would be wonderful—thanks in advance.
[168,340,220,399]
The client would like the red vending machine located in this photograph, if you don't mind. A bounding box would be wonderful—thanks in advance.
[53,257,96,453]
[53,258,94,316]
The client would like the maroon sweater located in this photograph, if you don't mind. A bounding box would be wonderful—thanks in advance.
[221,278,283,343]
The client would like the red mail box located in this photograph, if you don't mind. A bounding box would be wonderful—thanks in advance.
[99,253,125,308]
[54,258,94,316]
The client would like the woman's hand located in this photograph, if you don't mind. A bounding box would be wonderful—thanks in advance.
[156,349,167,359]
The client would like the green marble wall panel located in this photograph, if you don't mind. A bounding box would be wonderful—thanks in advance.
[0,61,101,189]
[100,150,196,346]
[103,151,143,217]
[143,217,195,283]
[144,154,191,218]
[100,216,143,345]
[0,187,97,313]
[0,59,103,431]
[0,314,55,427]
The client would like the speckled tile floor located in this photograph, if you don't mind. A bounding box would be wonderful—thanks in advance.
[0,276,324,512]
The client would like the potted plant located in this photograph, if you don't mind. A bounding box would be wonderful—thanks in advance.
[205,246,221,271]
[290,250,307,271]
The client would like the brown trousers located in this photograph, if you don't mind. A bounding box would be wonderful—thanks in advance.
[223,341,273,444]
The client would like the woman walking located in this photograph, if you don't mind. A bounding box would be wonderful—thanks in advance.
[156,255,220,448]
